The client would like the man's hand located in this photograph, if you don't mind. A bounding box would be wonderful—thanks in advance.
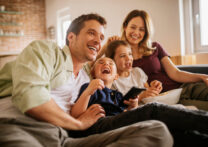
[77,104,105,130]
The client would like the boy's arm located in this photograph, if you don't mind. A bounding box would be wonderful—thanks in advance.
[71,79,105,118]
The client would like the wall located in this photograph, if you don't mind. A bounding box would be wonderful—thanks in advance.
[196,53,208,64]
[0,0,46,54]
[45,0,181,56]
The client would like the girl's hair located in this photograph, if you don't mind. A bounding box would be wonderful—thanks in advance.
[121,9,155,56]
[105,40,130,60]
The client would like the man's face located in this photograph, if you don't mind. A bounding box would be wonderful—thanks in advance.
[68,20,105,63]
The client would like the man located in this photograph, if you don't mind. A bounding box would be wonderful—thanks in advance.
[0,13,173,147]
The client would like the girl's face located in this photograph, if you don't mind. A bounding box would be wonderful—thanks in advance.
[114,45,133,74]
[124,16,146,46]
[93,57,118,83]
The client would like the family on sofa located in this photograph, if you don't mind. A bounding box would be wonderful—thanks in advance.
[0,9,208,147]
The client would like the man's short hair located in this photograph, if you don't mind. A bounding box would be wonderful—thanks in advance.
[66,13,107,46]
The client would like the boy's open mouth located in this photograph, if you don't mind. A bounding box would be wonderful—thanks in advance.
[101,68,110,74]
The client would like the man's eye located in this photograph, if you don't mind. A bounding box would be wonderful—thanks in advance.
[89,31,95,35]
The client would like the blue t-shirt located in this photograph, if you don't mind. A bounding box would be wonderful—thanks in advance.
[78,83,127,116]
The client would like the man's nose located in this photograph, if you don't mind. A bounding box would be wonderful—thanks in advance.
[94,35,101,44]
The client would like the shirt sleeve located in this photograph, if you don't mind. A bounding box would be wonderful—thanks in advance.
[133,67,148,88]
[138,68,148,85]
[153,42,169,60]
[12,40,58,113]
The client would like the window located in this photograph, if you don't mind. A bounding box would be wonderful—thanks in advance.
[180,0,208,54]
[192,0,208,52]
[57,8,71,48]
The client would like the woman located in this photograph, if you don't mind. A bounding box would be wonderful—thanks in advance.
[99,9,208,110]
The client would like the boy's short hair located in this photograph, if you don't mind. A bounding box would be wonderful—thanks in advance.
[105,40,130,59]
[66,13,107,46]
[90,57,116,79]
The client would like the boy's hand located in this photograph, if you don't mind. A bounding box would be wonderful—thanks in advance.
[85,79,105,95]
[150,80,163,93]
[123,98,139,110]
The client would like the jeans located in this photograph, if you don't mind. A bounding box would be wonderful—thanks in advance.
[69,102,208,146]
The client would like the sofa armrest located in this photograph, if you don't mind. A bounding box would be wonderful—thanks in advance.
[177,64,208,74]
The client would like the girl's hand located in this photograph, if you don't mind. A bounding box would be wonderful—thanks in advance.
[123,98,139,110]
[85,79,105,95]
[139,87,160,100]
[150,80,163,93]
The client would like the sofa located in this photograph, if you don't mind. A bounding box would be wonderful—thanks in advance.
[177,64,208,110]
[177,64,208,75]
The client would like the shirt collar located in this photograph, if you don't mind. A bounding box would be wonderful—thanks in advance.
[62,45,73,72]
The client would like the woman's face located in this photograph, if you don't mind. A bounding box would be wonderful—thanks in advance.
[124,16,146,46]
[114,45,133,73]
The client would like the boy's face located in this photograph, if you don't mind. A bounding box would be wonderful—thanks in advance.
[93,57,118,83]
[114,45,133,73]
[68,20,105,63]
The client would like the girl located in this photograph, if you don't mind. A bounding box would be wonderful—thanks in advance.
[105,40,162,102]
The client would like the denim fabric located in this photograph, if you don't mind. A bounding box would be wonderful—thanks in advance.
[69,102,208,146]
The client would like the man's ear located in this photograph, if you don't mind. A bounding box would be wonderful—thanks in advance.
[114,74,119,80]
[67,32,76,44]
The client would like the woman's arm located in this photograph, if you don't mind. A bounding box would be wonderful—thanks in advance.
[71,79,105,118]
[161,56,208,85]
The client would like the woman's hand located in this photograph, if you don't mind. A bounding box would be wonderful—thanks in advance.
[201,75,208,86]
[123,98,139,110]
[96,36,121,59]
[106,36,121,44]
